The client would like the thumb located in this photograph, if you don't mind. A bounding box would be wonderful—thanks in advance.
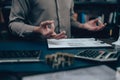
[40,20,54,28]
[93,18,99,23]
[50,22,55,32]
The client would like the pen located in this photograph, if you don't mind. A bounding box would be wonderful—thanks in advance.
[110,29,112,37]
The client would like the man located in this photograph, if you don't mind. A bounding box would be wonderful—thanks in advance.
[9,0,106,39]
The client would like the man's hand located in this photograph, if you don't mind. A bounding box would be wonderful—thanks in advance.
[82,18,106,31]
[34,20,67,39]
[51,31,67,39]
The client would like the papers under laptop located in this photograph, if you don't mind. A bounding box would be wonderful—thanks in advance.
[47,38,112,48]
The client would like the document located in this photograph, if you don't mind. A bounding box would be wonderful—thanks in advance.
[112,36,120,45]
[112,36,120,51]
[47,38,112,48]
[23,65,116,80]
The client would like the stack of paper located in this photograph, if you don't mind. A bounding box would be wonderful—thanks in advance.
[47,38,112,48]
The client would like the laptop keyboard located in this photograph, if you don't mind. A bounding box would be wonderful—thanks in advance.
[0,50,41,63]
[75,49,120,61]
[0,49,119,63]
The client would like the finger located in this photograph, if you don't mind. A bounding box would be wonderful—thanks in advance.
[96,23,107,31]
[41,20,54,25]
[98,20,104,26]
[96,19,107,30]
[56,31,66,37]
[45,31,54,38]
[54,34,67,39]
[50,23,55,32]
[51,32,57,37]
[40,20,54,27]
[54,31,67,39]
[46,24,56,38]
[104,23,107,26]
[98,21,107,28]
[98,19,107,27]
[56,35,67,39]
[93,18,99,23]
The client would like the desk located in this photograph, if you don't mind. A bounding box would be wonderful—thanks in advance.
[0,40,117,73]
[23,65,116,80]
